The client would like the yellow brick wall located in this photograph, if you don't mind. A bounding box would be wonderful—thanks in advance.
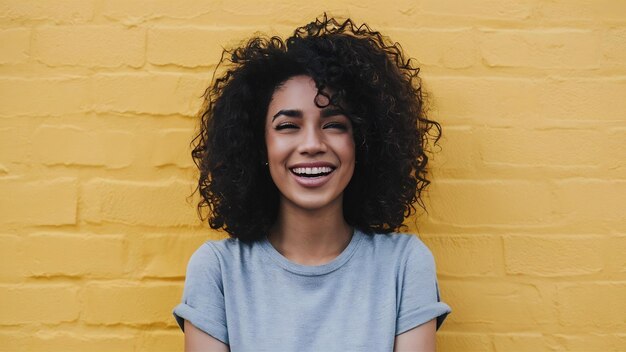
[0,1,624,351]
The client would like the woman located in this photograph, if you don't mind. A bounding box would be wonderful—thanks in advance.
[173,15,451,352]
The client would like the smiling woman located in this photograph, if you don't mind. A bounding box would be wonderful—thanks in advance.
[265,75,356,213]
[173,14,451,352]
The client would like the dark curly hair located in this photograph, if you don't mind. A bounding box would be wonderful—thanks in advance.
[190,15,442,242]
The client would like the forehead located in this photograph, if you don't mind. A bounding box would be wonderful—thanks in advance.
[264,76,350,129]
[268,75,321,107]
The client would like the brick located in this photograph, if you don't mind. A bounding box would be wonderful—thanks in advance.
[480,29,600,69]
[80,178,201,226]
[127,233,207,278]
[137,331,182,352]
[426,77,626,123]
[554,333,626,351]
[148,27,251,67]
[0,177,77,225]
[424,77,541,124]
[538,78,626,120]
[492,333,560,351]
[427,127,480,177]
[606,130,626,175]
[536,0,626,22]
[82,283,181,325]
[214,0,306,23]
[32,125,134,168]
[360,29,479,70]
[557,282,626,326]
[150,128,194,168]
[0,77,90,117]
[0,0,94,23]
[0,127,29,163]
[33,26,144,68]
[100,0,305,27]
[0,235,24,281]
[421,234,501,276]
[0,331,135,352]
[0,28,30,64]
[504,235,603,277]
[443,281,554,325]
[477,128,610,167]
[427,179,555,226]
[606,235,626,273]
[602,28,626,67]
[23,233,127,278]
[421,0,532,20]
[92,73,206,116]
[437,332,492,352]
[0,285,79,324]
[100,1,214,23]
[554,180,626,230]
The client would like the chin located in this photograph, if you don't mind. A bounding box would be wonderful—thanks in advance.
[283,194,343,212]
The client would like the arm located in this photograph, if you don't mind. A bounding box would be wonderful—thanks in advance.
[174,243,230,350]
[393,318,436,352]
[394,236,450,351]
[184,320,230,352]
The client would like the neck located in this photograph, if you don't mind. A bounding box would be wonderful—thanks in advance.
[268,197,353,266]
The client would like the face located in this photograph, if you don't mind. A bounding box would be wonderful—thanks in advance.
[265,75,355,212]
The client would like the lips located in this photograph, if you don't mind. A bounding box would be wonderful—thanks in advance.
[288,162,337,187]
[290,166,334,177]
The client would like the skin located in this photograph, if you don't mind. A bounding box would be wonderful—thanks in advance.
[184,320,229,352]
[264,75,355,265]
[184,318,435,352]
[185,75,436,351]
[394,319,437,352]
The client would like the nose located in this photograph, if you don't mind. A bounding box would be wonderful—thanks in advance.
[297,125,327,155]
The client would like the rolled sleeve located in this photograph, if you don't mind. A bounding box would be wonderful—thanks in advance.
[395,236,452,335]
[172,242,229,345]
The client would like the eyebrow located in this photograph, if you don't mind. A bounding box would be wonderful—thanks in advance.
[271,108,345,121]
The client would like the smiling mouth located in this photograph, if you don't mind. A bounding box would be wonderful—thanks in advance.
[289,166,336,178]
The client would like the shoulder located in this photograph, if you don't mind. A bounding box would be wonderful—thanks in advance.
[184,241,220,279]
[207,236,257,258]
[357,231,437,276]
[362,231,434,262]
[187,236,257,269]
[184,237,255,287]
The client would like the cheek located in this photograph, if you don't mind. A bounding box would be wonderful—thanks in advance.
[264,130,276,157]
[337,137,356,163]
[265,134,290,163]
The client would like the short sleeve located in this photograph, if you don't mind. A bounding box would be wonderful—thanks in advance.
[172,242,229,345]
[395,235,452,335]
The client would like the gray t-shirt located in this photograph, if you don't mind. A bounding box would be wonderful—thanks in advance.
[173,229,451,351]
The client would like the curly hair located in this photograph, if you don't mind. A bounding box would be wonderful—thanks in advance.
[190,14,442,242]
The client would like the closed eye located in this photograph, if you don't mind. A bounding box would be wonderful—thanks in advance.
[323,122,348,130]
[275,123,299,130]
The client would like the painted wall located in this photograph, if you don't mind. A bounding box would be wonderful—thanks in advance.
[1,1,624,350]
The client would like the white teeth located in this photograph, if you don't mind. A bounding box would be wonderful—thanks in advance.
[291,166,334,175]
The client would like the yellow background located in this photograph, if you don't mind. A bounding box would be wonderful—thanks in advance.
[1,0,625,351]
